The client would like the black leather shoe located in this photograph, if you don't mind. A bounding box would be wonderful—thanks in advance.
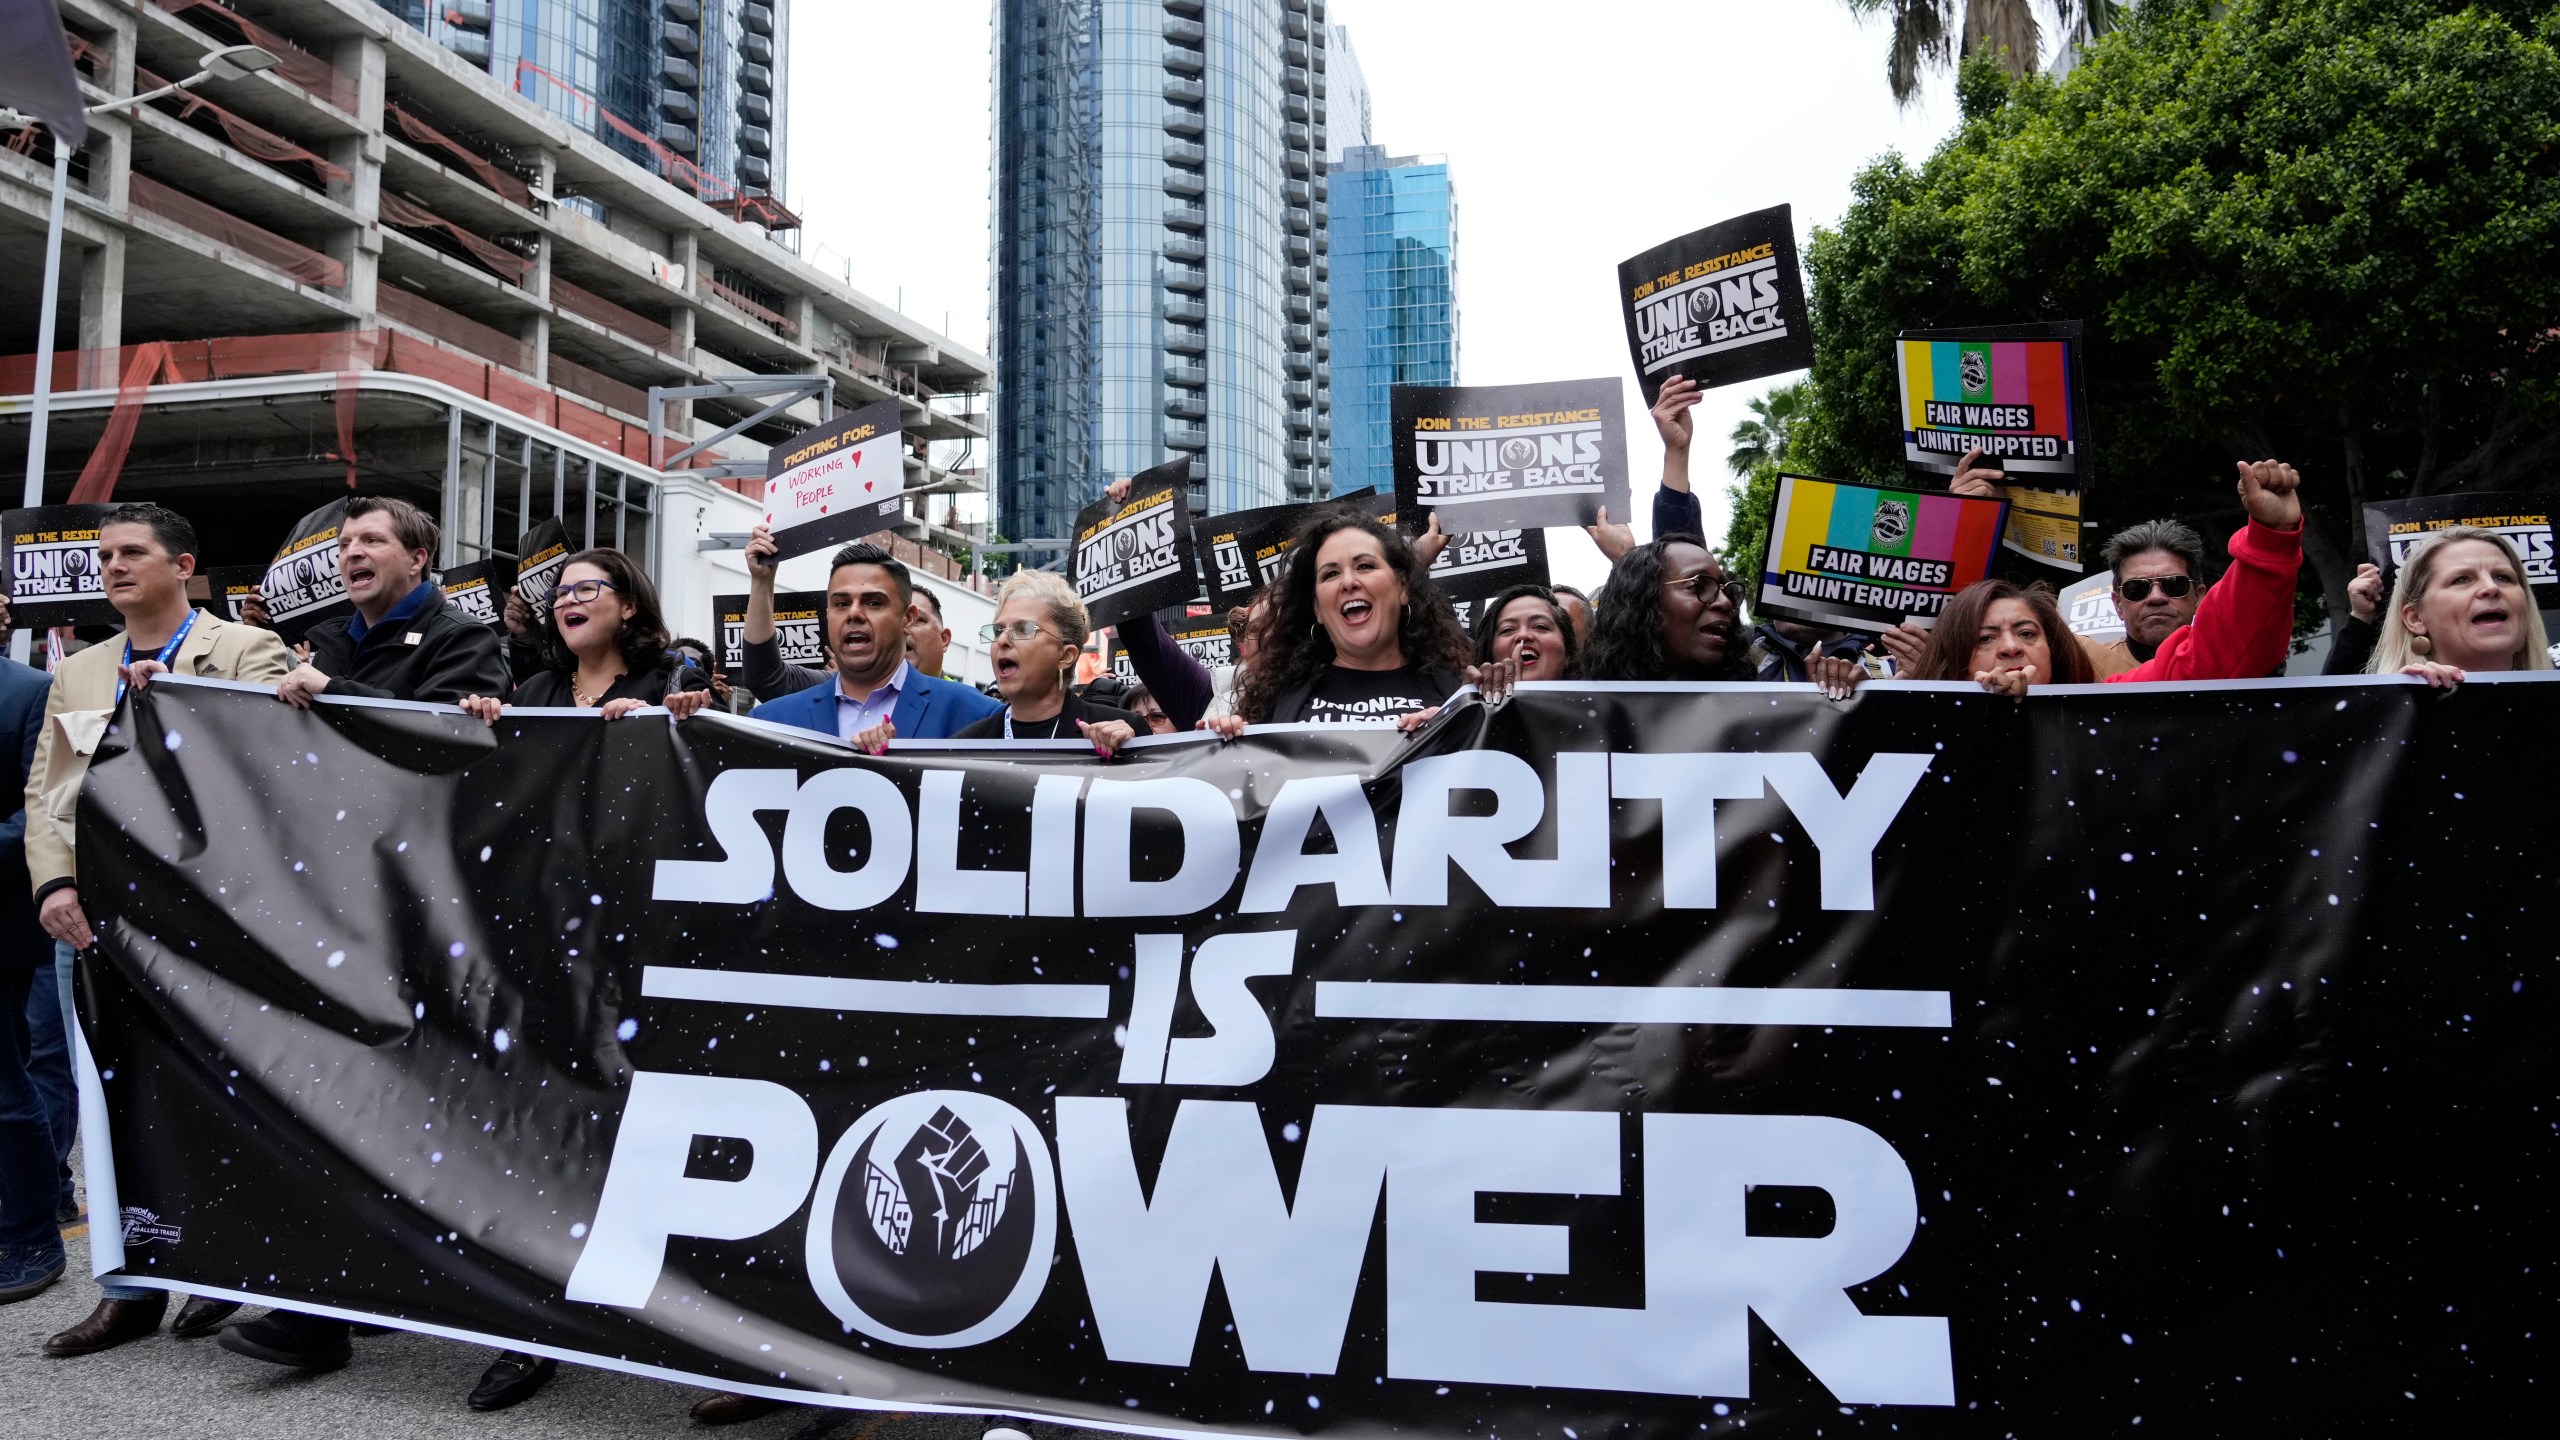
[690,1392,794,1425]
[218,1309,352,1370]
[468,1350,558,1412]
[44,1293,169,1357]
[170,1295,244,1338]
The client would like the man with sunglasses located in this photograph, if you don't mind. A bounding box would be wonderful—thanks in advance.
[2083,461,2305,684]
[2081,520,2209,678]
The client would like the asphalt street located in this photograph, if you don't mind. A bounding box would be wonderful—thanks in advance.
[4,1176,1074,1440]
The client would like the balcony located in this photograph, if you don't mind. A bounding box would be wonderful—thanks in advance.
[1286,123,1312,152]
[1165,328,1207,355]
[1285,11,1310,39]
[1167,423,1209,451]
[1162,234,1205,263]
[1163,204,1207,232]
[1166,363,1207,389]
[1163,46,1204,77]
[660,91,698,122]
[740,63,774,94]
[1285,325,1313,350]
[1164,264,1207,294]
[1285,65,1310,95]
[1289,440,1314,464]
[740,125,772,156]
[1287,295,1313,321]
[1287,409,1313,435]
[1165,0,1204,14]
[1286,148,1310,178]
[1286,235,1311,263]
[1284,93,1310,123]
[1286,381,1314,406]
[1166,394,1205,421]
[1286,266,1311,294]
[663,0,702,20]
[1165,297,1207,324]
[1164,108,1204,137]
[1163,140,1206,166]
[1285,180,1311,207]
[1164,169,1204,198]
[1286,350,1312,377]
[1164,17,1206,44]
[742,31,776,65]
[743,2,776,33]
[1286,207,1311,234]
[662,21,700,56]
[1163,77,1205,105]
[1283,38,1310,66]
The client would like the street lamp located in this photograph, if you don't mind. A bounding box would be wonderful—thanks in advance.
[9,44,277,661]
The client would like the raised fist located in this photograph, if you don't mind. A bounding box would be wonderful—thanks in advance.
[896,1106,990,1261]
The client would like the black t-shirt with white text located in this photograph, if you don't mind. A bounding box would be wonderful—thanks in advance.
[1300,664,1437,724]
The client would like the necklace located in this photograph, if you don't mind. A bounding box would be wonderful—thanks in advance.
[1003,709,1068,740]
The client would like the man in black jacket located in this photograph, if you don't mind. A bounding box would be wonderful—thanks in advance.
[273,496,509,709]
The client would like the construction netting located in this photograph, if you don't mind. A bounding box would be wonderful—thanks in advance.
[127,173,345,289]
[378,191,534,285]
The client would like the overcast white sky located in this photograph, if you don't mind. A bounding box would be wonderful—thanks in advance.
[790,2,1961,591]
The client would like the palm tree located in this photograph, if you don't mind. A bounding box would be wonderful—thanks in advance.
[1841,1,2119,104]
[1727,383,1810,480]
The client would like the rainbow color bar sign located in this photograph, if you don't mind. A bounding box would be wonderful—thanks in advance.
[1895,320,2089,487]
[1757,473,2010,633]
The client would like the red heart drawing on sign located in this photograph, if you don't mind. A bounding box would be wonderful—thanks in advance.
[820,505,829,513]
[851,453,862,466]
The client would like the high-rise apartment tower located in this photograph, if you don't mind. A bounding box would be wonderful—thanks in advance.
[993,0,1335,544]
[1326,144,1456,500]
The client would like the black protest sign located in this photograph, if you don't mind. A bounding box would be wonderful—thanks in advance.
[512,517,572,622]
[261,500,351,642]
[1426,526,1550,635]
[1106,604,1233,684]
[1895,322,2091,489]
[2362,493,2558,608]
[1393,380,1628,532]
[437,559,505,628]
[715,591,827,673]
[1617,205,1814,402]
[1200,490,1405,611]
[4,504,116,628]
[1070,463,1198,630]
[764,401,906,561]
[83,678,2560,1437]
[201,565,269,625]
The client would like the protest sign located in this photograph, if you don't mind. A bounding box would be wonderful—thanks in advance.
[1425,526,1550,634]
[1896,322,2089,487]
[200,565,268,624]
[1756,473,2008,632]
[2361,493,2558,608]
[2000,485,2084,572]
[81,676,2560,1437]
[1393,381,1628,531]
[1070,462,1198,630]
[764,401,906,561]
[437,558,505,628]
[3,504,115,628]
[1105,603,1233,685]
[1196,489,1389,611]
[2058,569,2125,645]
[1617,205,1814,402]
[260,499,351,642]
[715,591,826,673]
[512,517,572,622]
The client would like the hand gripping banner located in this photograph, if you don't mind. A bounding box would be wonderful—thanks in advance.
[69,676,2558,1435]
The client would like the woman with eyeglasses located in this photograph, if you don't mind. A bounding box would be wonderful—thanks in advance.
[1473,583,1580,683]
[2359,526,2554,688]
[1584,534,1857,691]
[947,569,1145,755]
[458,548,711,724]
[1218,512,1489,732]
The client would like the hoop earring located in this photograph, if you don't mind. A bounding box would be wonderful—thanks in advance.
[1310,622,1325,639]
[2408,631,2432,657]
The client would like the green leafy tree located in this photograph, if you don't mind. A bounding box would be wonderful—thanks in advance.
[1794,1,2560,629]
[1720,381,1813,583]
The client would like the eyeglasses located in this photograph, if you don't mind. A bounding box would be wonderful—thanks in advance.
[2115,574,2196,602]
[1662,571,1747,609]
[551,578,619,605]
[978,619,1057,644]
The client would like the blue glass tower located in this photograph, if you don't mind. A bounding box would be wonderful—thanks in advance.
[1327,144,1456,502]
[994,0,1334,545]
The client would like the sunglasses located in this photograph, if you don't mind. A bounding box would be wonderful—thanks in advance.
[551,578,619,605]
[978,619,1057,644]
[2115,574,2196,602]
[1662,571,1747,609]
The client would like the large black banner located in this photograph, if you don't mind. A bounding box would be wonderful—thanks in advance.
[71,676,2558,1435]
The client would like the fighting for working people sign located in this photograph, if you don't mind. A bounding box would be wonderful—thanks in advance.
[1071,462,1198,631]
[1393,381,1628,532]
[4,504,116,628]
[1896,322,2090,488]
[765,402,906,561]
[73,677,2556,1436]
[1756,473,2008,633]
[1617,205,1814,402]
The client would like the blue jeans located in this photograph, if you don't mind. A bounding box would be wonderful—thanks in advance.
[56,941,147,1300]
[0,965,64,1262]
[23,945,76,1205]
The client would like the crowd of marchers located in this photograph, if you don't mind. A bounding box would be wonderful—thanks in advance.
[0,372,2550,1423]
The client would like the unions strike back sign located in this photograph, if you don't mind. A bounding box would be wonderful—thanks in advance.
[765,402,906,561]
[4,504,116,628]
[2362,493,2558,609]
[1425,526,1550,634]
[77,678,2560,1437]
[512,517,572,622]
[261,499,352,642]
[1617,205,1814,401]
[714,591,826,673]
[1197,490,1394,611]
[1106,603,1232,685]
[199,565,268,625]
[437,559,505,628]
[1896,322,2089,487]
[1070,462,1198,631]
[1393,380,1628,532]
[1757,473,2008,632]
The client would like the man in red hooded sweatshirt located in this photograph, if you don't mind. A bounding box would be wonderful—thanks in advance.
[2098,459,2304,684]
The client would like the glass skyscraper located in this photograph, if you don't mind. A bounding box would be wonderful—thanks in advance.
[993,0,1334,544]
[1327,144,1457,501]
[378,1,786,198]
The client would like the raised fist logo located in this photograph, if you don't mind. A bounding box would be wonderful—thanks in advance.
[895,1106,991,1262]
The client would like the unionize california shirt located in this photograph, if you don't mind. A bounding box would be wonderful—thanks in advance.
[1300,664,1436,723]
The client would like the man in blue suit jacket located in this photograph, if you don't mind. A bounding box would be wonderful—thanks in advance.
[0,619,64,1302]
[749,541,998,744]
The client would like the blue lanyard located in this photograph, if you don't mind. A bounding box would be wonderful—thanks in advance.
[117,610,196,706]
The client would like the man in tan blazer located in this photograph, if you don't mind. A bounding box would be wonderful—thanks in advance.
[26,502,288,1359]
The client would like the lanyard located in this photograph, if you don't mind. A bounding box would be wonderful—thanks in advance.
[118,610,196,706]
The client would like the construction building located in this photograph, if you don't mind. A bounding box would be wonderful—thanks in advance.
[0,0,995,675]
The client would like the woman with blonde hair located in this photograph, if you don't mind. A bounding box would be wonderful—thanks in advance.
[2367,526,2554,688]
[943,568,1144,754]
